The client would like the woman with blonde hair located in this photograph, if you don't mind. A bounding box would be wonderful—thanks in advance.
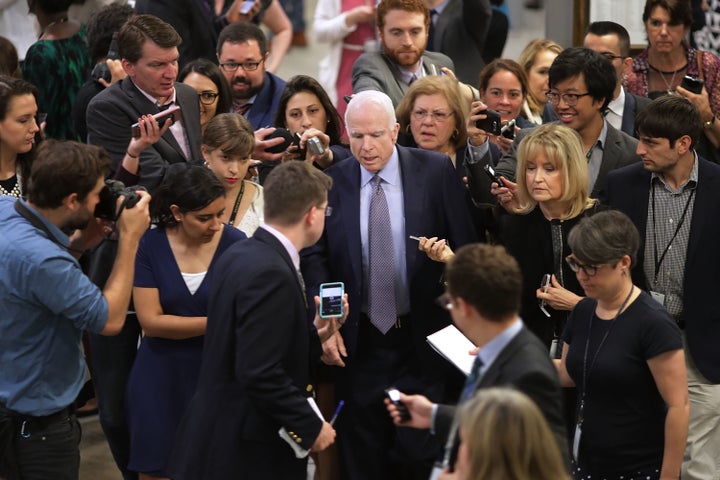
[455,387,568,480]
[517,38,563,125]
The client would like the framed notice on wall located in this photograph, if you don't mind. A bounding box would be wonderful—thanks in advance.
[573,0,646,49]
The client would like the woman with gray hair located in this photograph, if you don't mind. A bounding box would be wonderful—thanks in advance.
[556,210,688,480]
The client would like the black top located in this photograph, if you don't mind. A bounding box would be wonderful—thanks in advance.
[563,291,682,474]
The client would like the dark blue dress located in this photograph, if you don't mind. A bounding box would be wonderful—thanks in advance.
[126,226,246,475]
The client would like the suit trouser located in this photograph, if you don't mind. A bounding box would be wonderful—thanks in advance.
[682,336,720,480]
[337,316,444,480]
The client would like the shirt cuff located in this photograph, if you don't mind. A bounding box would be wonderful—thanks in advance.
[466,139,489,165]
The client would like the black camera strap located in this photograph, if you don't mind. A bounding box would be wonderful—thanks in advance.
[13,200,78,254]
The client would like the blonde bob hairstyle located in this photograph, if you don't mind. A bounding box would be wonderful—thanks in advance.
[517,38,563,116]
[457,387,568,480]
[395,75,468,151]
[515,123,596,219]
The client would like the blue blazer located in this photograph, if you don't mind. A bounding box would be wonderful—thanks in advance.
[602,158,720,383]
[246,71,286,130]
[302,145,478,376]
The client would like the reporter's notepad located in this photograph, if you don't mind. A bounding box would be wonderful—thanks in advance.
[426,325,476,376]
[279,397,323,458]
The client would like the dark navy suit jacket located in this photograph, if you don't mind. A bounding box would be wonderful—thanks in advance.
[246,71,286,130]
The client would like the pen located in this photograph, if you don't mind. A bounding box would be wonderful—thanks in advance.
[330,400,345,426]
[409,235,447,244]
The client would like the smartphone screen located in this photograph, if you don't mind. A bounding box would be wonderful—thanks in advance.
[320,282,344,318]
[239,0,255,14]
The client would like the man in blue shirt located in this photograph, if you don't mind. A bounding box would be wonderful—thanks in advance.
[0,140,150,480]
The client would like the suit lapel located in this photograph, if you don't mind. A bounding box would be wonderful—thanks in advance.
[687,158,714,267]
[620,93,636,136]
[398,146,423,280]
[336,161,363,291]
[475,328,526,389]
[253,228,305,302]
[597,126,625,189]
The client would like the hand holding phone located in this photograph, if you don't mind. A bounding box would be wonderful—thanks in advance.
[483,164,504,186]
[320,282,345,318]
[131,105,181,138]
[680,75,704,95]
[538,274,551,318]
[239,0,255,15]
[385,387,411,421]
[475,109,502,136]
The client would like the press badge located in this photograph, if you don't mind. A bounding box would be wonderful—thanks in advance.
[650,291,666,306]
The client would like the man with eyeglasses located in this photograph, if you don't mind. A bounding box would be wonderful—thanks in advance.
[543,22,651,139]
[602,95,720,480]
[87,14,203,194]
[466,47,639,207]
[217,22,286,129]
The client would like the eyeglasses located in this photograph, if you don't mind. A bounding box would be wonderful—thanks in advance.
[647,18,683,30]
[311,205,333,217]
[545,91,592,107]
[598,52,624,61]
[411,109,452,122]
[218,60,263,72]
[197,91,219,105]
[565,255,604,277]
[435,292,453,311]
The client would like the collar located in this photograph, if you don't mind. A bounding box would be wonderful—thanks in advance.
[431,0,450,17]
[131,79,177,107]
[259,224,301,270]
[398,62,424,85]
[233,93,258,109]
[651,151,699,193]
[360,146,401,188]
[476,318,523,370]
[607,86,625,119]
[19,199,70,248]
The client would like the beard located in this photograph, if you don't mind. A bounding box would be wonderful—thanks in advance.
[382,42,424,68]
[231,77,263,101]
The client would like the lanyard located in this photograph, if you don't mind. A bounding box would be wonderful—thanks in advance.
[577,286,634,426]
[227,180,245,226]
[651,184,694,283]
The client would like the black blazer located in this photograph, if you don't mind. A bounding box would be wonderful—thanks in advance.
[302,145,478,377]
[602,158,720,384]
[435,326,569,465]
[167,228,324,479]
[86,79,203,193]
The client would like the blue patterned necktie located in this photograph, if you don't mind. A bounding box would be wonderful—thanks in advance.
[461,356,484,401]
[368,175,397,334]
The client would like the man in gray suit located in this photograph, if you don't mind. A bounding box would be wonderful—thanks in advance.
[467,47,639,204]
[351,0,454,107]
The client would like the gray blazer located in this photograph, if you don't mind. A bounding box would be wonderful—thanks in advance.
[432,0,491,85]
[351,51,454,107]
[86,79,203,193]
[492,121,639,199]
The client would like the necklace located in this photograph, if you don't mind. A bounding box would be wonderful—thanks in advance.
[0,175,21,197]
[40,16,68,39]
[649,62,687,95]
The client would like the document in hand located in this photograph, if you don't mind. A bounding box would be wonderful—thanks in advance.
[278,397,324,458]
[426,325,477,376]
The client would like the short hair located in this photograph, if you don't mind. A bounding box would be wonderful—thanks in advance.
[376,0,430,32]
[635,95,702,149]
[346,90,396,131]
[548,47,616,111]
[202,113,255,159]
[478,58,529,100]
[445,244,522,322]
[32,0,74,14]
[178,58,233,116]
[567,210,641,267]
[643,0,692,29]
[85,3,134,64]
[118,14,181,64]
[395,75,468,149]
[216,22,268,58]
[0,36,20,78]
[0,76,41,190]
[517,38,563,114]
[273,75,345,146]
[457,388,567,480]
[26,140,110,209]
[515,124,596,218]
[263,162,332,226]
[586,21,631,58]
[151,165,226,229]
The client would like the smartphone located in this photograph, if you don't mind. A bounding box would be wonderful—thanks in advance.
[91,32,120,83]
[239,0,255,14]
[475,109,502,136]
[131,105,181,138]
[385,387,411,421]
[680,75,704,94]
[539,274,551,318]
[500,118,516,140]
[483,164,503,186]
[319,282,344,318]
[290,132,307,159]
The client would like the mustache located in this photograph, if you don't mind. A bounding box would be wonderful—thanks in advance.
[232,78,251,86]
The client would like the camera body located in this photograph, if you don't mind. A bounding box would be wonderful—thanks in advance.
[94,180,145,220]
[475,109,502,136]
[307,136,325,156]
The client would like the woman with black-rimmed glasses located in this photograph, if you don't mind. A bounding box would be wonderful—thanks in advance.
[178,59,232,132]
[556,210,688,480]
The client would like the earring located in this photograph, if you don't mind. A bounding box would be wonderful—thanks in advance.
[203,161,209,167]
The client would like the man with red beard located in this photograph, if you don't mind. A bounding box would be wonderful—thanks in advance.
[351,0,454,108]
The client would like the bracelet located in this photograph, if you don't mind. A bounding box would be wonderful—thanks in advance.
[126,150,139,158]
